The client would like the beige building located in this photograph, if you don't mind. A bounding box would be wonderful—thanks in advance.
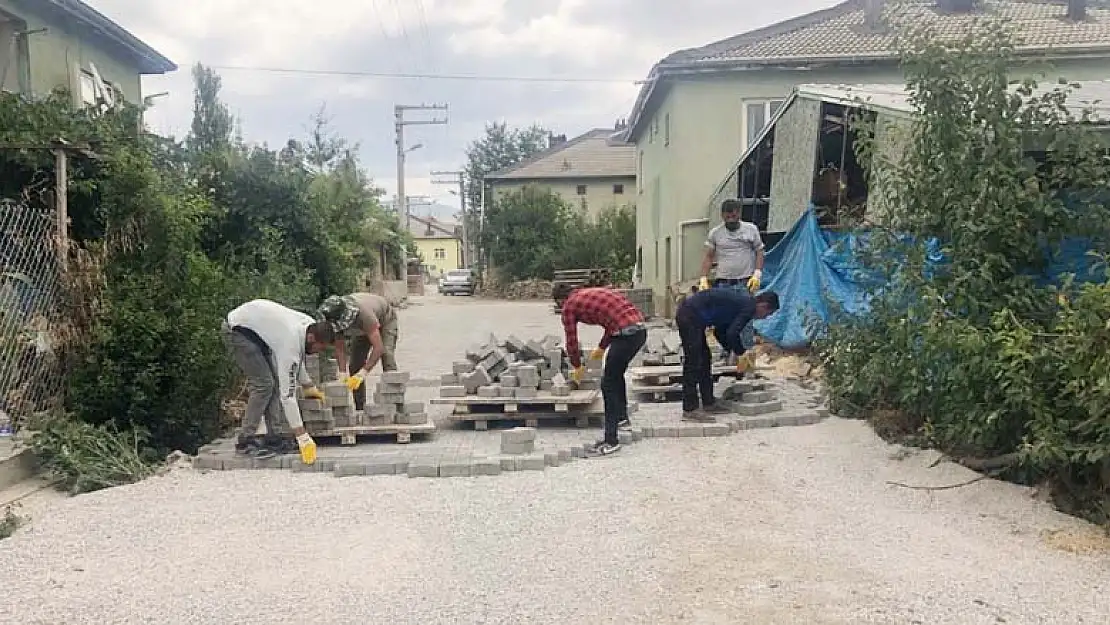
[485,128,636,219]
[622,0,1110,315]
[0,0,174,104]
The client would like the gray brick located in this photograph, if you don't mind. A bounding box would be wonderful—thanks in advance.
[519,454,546,471]
[629,428,645,442]
[222,457,253,470]
[440,373,459,386]
[499,375,518,388]
[735,401,783,416]
[252,456,285,470]
[377,381,406,394]
[381,371,410,384]
[375,392,406,404]
[501,427,536,444]
[407,462,439,478]
[453,360,475,374]
[395,412,428,425]
[519,341,544,360]
[500,440,535,455]
[477,385,501,398]
[473,458,502,476]
[743,416,776,429]
[817,407,831,418]
[291,460,318,472]
[655,424,680,437]
[570,444,586,458]
[538,380,554,391]
[617,430,633,445]
[400,402,423,414]
[639,424,657,438]
[703,423,730,437]
[678,424,704,437]
[363,458,399,475]
[552,384,570,396]
[742,390,777,404]
[440,385,467,398]
[515,386,538,399]
[543,451,561,467]
[334,462,366,477]
[498,456,518,471]
[298,398,326,411]
[557,448,572,462]
[192,455,223,470]
[439,460,473,478]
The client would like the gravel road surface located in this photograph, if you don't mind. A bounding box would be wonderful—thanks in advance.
[1,295,1107,624]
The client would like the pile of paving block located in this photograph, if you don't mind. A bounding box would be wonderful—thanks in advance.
[438,334,602,399]
[295,354,428,430]
[636,330,726,367]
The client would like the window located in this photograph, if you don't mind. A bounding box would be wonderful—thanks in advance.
[433,248,446,260]
[743,99,786,150]
[576,184,587,195]
[613,184,624,194]
[664,113,670,146]
[79,72,98,105]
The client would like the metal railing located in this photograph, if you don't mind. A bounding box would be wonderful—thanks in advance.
[0,198,62,433]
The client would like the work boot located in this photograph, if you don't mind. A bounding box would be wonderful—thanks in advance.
[681,409,716,423]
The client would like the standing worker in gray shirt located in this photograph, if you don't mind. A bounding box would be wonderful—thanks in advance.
[698,198,765,293]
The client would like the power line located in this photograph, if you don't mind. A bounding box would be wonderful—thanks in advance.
[204,64,638,84]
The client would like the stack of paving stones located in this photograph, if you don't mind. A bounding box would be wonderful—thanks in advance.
[636,331,726,367]
[365,371,428,426]
[438,334,601,399]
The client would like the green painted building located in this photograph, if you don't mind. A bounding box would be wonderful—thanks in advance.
[1,0,175,104]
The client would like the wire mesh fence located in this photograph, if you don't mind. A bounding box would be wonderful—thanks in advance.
[0,198,63,434]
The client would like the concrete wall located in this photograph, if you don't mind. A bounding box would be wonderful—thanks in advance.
[414,237,462,276]
[490,177,637,220]
[0,0,145,103]
[768,97,822,233]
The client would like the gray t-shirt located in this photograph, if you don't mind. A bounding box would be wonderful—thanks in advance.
[704,222,764,280]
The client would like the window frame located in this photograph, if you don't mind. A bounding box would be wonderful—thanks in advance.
[741,98,786,151]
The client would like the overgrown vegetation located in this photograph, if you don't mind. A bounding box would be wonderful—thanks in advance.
[462,124,636,283]
[0,505,23,540]
[817,23,1110,523]
[0,64,406,492]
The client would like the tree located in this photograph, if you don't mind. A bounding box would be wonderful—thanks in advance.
[187,63,233,156]
[481,185,573,280]
[462,123,550,266]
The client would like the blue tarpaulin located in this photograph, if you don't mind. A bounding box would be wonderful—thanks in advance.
[752,205,1104,349]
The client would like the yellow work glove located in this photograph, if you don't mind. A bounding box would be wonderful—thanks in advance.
[747,269,762,292]
[736,352,755,374]
[296,432,317,465]
[698,276,710,291]
[570,365,585,383]
[303,386,325,401]
[344,370,366,392]
[589,347,605,361]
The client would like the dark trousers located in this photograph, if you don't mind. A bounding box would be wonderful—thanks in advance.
[599,328,647,445]
[676,306,715,412]
[348,319,399,411]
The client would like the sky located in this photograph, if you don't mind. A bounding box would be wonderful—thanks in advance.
[86,0,839,218]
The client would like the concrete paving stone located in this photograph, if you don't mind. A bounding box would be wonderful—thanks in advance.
[678,424,704,437]
[453,360,475,374]
[299,398,326,411]
[363,458,399,475]
[396,412,428,425]
[703,423,730,437]
[473,458,502,476]
[543,451,561,467]
[440,386,467,398]
[334,462,366,477]
[401,402,424,414]
[381,371,410,384]
[377,382,406,394]
[655,424,680,438]
[498,456,519,471]
[438,459,473,478]
[629,428,645,442]
[440,373,459,385]
[221,457,253,470]
[552,384,570,396]
[519,454,546,471]
[192,455,222,470]
[499,386,515,397]
[742,416,776,430]
[500,440,535,455]
[407,461,439,478]
[251,456,286,470]
[477,386,500,398]
[735,401,784,416]
[570,444,586,458]
[817,407,831,418]
[515,387,538,399]
[499,375,518,388]
[557,448,572,462]
[501,427,536,444]
[617,430,633,445]
[639,424,657,438]
[742,391,778,404]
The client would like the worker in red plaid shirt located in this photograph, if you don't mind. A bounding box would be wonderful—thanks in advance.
[553,284,647,456]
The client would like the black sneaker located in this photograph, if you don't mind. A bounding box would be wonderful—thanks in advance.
[586,440,621,457]
[702,403,733,416]
[617,419,632,430]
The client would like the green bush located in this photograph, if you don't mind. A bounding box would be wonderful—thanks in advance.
[816,23,1110,522]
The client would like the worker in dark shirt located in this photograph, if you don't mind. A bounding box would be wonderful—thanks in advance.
[675,288,779,422]
[554,284,647,457]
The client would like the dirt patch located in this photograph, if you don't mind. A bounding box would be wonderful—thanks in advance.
[1042,527,1110,554]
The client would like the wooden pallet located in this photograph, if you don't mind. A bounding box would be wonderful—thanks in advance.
[431,389,600,429]
[629,364,739,386]
[307,421,436,445]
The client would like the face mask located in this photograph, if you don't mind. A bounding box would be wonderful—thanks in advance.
[724,220,740,231]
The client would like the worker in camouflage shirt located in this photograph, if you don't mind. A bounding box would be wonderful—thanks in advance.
[316,293,400,411]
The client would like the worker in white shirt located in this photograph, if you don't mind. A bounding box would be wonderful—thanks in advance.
[222,299,335,465]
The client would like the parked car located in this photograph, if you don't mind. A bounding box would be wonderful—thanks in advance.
[438,269,475,295]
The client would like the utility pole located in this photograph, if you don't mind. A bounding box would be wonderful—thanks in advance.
[394,104,447,233]
[430,170,468,268]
